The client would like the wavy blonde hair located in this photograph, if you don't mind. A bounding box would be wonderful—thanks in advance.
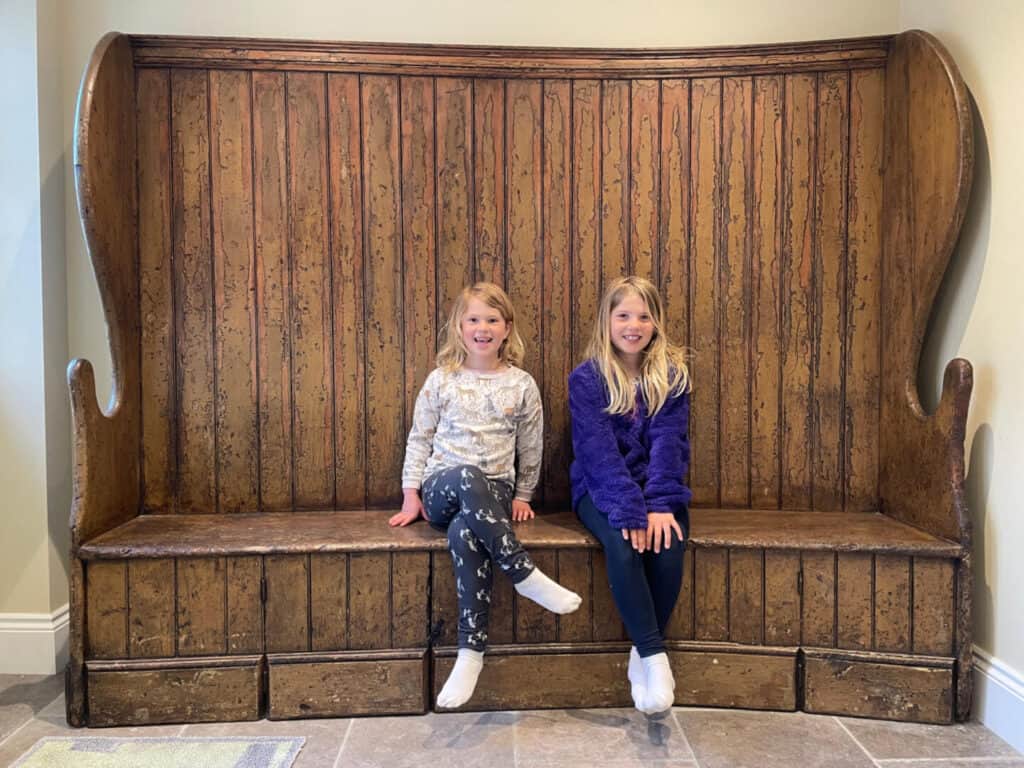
[436,282,526,370]
[584,276,691,416]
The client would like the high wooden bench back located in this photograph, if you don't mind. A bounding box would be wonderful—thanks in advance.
[68,29,973,726]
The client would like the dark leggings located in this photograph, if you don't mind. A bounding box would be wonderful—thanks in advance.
[576,493,686,657]
[422,465,535,651]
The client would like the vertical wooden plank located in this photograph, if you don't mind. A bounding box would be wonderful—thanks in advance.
[362,75,405,506]
[630,79,659,281]
[435,77,473,323]
[913,558,955,656]
[489,561,516,645]
[138,68,174,514]
[431,551,459,646]
[328,74,367,508]
[401,77,437,438]
[837,552,873,650]
[845,68,883,512]
[171,69,215,513]
[227,556,262,654]
[801,551,836,648]
[690,77,722,506]
[556,550,593,643]
[349,552,391,650]
[781,73,816,509]
[543,80,572,506]
[764,550,800,645]
[695,547,728,641]
[392,552,430,648]
[264,554,309,653]
[506,79,543,395]
[516,550,557,643]
[211,69,258,513]
[750,75,783,509]
[253,71,293,511]
[571,80,602,360]
[286,72,333,509]
[86,561,128,659]
[591,550,625,641]
[128,559,175,658]
[660,79,691,362]
[474,78,505,285]
[310,553,347,651]
[813,71,849,512]
[601,79,629,284]
[875,554,911,652]
[176,557,227,655]
[665,542,694,640]
[728,548,763,644]
[720,77,753,507]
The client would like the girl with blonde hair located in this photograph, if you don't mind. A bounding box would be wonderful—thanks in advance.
[569,276,691,716]
[392,282,581,708]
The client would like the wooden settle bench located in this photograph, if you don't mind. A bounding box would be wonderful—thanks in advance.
[67,29,974,727]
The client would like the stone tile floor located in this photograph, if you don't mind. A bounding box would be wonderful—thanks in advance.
[1,674,1020,767]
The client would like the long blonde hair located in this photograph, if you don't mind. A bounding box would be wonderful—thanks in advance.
[436,282,526,370]
[584,276,690,416]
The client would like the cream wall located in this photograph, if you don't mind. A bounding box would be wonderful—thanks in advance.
[903,0,1024,676]
[0,0,67,616]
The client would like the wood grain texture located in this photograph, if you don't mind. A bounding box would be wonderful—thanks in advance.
[695,547,728,641]
[86,561,128,659]
[226,556,263,653]
[836,552,873,650]
[264,554,309,653]
[804,652,953,723]
[87,659,262,725]
[128,559,175,658]
[268,654,427,717]
[671,646,797,710]
[176,557,227,655]
[801,551,836,648]
[310,553,347,651]
[875,554,911,652]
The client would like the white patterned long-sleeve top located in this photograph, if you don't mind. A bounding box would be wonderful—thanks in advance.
[401,366,544,501]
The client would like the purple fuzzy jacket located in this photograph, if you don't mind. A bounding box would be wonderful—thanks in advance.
[569,360,691,530]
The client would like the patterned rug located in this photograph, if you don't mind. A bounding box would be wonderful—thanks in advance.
[13,736,305,767]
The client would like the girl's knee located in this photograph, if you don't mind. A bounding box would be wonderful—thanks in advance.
[448,519,482,555]
[604,536,642,573]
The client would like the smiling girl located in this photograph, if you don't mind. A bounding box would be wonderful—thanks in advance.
[569,276,692,717]
[391,282,581,708]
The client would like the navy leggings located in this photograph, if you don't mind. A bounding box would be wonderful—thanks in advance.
[576,493,686,657]
[422,465,535,651]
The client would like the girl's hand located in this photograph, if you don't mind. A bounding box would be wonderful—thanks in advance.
[512,499,535,521]
[622,527,647,552]
[389,490,425,527]
[645,511,684,553]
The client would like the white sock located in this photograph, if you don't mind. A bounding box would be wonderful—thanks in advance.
[628,646,647,711]
[640,652,675,715]
[436,648,484,709]
[514,568,582,614]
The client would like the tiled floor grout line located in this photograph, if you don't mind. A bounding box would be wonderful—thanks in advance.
[0,716,34,752]
[331,718,354,768]
[834,716,883,768]
[875,759,1024,764]
[670,708,699,765]
[512,710,519,768]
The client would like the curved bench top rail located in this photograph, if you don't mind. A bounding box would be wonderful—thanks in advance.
[130,33,891,77]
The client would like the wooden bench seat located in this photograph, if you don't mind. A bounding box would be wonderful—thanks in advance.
[78,509,962,559]
[68,29,975,726]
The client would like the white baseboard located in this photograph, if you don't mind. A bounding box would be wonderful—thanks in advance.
[0,604,69,675]
[973,645,1024,752]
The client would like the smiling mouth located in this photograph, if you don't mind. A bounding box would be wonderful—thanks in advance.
[473,337,494,343]
[621,335,643,342]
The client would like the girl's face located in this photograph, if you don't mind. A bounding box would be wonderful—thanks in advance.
[460,296,511,368]
[609,291,655,362]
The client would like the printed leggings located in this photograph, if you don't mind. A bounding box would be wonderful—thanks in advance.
[422,464,535,651]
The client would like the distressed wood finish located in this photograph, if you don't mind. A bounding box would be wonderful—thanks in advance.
[86,657,262,726]
[267,652,427,718]
[804,649,954,724]
[70,30,974,725]
[116,36,912,515]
